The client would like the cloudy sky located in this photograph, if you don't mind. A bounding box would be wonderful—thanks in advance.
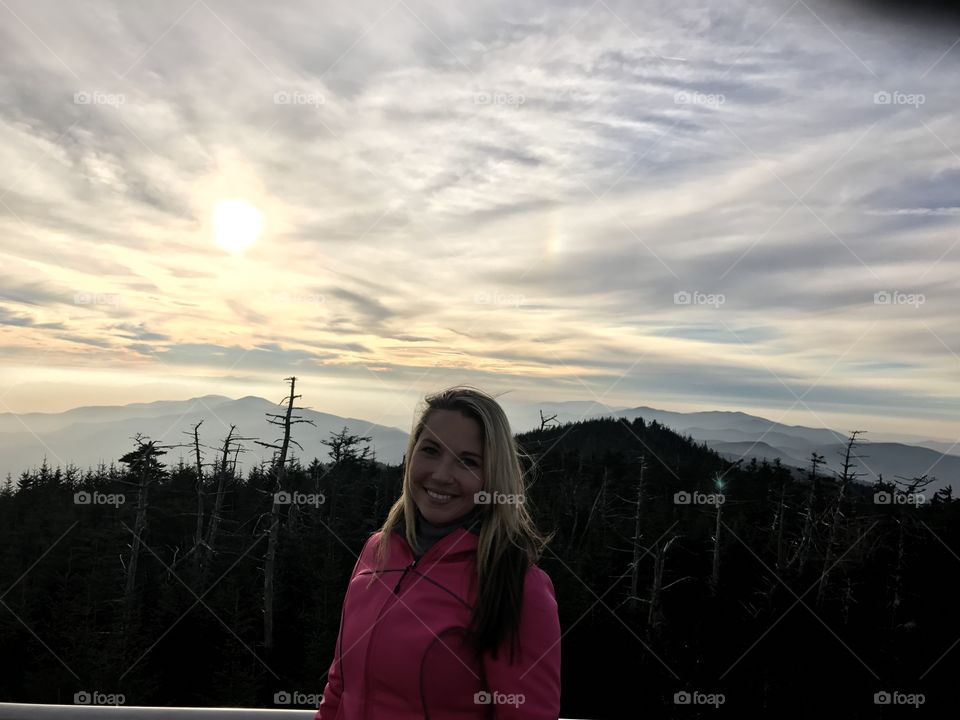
[0,0,958,441]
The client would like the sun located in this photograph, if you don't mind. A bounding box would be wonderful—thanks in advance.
[212,198,264,253]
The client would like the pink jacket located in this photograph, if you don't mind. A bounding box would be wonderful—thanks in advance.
[315,524,561,719]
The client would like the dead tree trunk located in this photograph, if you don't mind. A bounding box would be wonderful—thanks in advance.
[816,431,865,608]
[629,458,646,611]
[255,377,315,654]
[710,473,724,595]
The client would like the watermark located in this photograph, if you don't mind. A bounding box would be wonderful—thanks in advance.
[674,91,725,108]
[271,291,325,306]
[674,490,725,506]
[674,290,725,308]
[474,490,524,505]
[74,491,125,507]
[874,690,924,707]
[274,491,325,507]
[674,690,725,707]
[873,91,924,108]
[74,91,125,108]
[474,691,525,708]
[273,690,322,706]
[874,290,924,308]
[74,691,125,706]
[74,292,121,307]
[874,491,926,506]
[473,291,525,308]
[473,91,525,108]
[273,90,325,108]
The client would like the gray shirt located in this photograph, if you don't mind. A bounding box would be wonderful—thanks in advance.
[412,504,482,559]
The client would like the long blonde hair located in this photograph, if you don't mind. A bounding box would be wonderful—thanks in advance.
[368,385,554,664]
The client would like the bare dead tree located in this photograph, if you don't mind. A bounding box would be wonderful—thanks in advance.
[787,452,826,575]
[709,472,726,595]
[816,431,866,608]
[255,377,316,654]
[539,409,559,431]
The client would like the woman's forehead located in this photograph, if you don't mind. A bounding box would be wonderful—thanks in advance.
[422,410,483,449]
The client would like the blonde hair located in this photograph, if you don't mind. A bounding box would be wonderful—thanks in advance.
[368,384,554,663]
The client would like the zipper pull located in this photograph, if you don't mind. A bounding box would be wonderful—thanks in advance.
[393,558,418,594]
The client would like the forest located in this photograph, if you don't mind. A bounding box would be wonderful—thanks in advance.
[1,379,957,718]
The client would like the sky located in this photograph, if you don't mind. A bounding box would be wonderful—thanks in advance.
[0,0,959,442]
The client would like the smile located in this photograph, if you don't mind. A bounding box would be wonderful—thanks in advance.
[426,488,456,503]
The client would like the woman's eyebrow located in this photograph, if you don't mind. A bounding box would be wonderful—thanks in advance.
[421,438,482,458]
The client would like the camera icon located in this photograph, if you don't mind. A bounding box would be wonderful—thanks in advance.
[874,691,891,704]
[873,91,891,105]
[874,291,891,305]
[474,691,492,704]
[674,691,691,704]
[274,91,291,105]
[673,291,691,305]
[873,492,891,505]
[673,91,690,105]
[273,491,291,505]
[74,492,91,505]
[73,691,91,705]
[473,92,491,105]
[673,491,691,505]
[474,491,491,504]
[74,91,91,105]
[273,691,291,705]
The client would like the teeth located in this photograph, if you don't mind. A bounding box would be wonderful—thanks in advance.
[427,489,455,501]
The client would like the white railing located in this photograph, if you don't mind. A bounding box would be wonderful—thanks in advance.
[0,706,317,719]
[0,705,580,719]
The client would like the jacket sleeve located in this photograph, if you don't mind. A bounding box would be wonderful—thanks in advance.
[482,565,562,720]
[316,533,377,720]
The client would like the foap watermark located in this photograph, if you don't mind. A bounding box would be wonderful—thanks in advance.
[474,490,524,505]
[271,291,325,306]
[74,491,125,507]
[74,691,125,706]
[874,290,925,308]
[474,691,525,708]
[73,91,125,108]
[874,690,924,708]
[473,291,525,308]
[473,91,525,108]
[674,690,725,707]
[274,90,325,108]
[74,292,121,307]
[874,491,926,506]
[273,690,322,707]
[674,91,725,108]
[873,91,925,108]
[674,490,725,506]
[274,491,325,507]
[674,290,725,308]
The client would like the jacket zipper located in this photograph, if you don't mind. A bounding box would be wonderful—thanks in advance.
[364,527,479,720]
[393,557,419,594]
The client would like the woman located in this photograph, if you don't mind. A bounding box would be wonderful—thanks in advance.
[316,386,561,719]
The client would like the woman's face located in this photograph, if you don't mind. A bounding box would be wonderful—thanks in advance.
[409,409,485,526]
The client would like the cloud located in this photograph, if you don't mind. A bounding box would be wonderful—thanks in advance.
[0,0,958,439]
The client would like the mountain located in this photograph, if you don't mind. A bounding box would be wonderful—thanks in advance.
[0,395,408,483]
[2,396,957,497]
[503,402,959,496]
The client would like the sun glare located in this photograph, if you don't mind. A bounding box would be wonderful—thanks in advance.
[212,198,264,253]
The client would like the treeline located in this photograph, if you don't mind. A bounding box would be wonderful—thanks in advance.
[0,384,957,718]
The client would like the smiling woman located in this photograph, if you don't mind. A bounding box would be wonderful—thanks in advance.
[316,386,561,720]
[212,198,264,253]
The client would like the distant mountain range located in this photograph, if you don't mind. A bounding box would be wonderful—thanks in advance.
[2,396,957,496]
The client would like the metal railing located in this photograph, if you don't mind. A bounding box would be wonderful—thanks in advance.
[0,705,579,719]
[0,706,317,720]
